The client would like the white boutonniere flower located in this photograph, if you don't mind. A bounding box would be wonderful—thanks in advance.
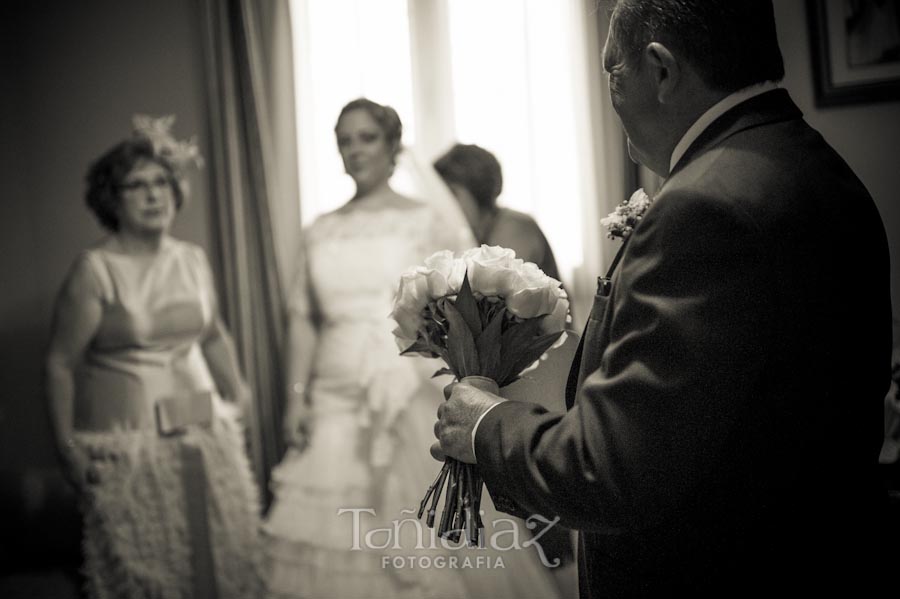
[600,188,654,241]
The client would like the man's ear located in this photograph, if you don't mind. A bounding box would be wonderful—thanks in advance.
[644,42,680,104]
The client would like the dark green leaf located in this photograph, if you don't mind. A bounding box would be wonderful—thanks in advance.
[475,307,505,380]
[495,320,545,384]
[499,318,542,352]
[443,301,481,378]
[454,273,483,336]
[498,331,564,387]
[434,345,451,366]
[494,324,537,384]
[435,296,449,312]
[480,299,504,330]
[431,367,455,378]
[400,338,433,356]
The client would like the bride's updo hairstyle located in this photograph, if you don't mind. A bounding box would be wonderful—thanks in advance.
[334,98,403,165]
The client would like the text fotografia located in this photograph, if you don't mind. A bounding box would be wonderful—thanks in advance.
[338,508,563,568]
[384,555,505,570]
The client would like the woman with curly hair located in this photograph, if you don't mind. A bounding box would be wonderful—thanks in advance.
[45,118,264,598]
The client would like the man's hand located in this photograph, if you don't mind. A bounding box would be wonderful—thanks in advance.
[431,379,503,464]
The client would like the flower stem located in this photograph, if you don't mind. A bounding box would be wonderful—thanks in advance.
[439,460,459,538]
[421,461,450,524]
[472,470,485,532]
[463,464,479,546]
[450,461,466,542]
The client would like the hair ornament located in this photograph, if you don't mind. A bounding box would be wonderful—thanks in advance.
[132,114,204,171]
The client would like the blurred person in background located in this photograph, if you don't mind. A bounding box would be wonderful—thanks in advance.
[434,142,561,282]
[263,98,563,599]
[434,141,576,580]
[45,117,264,599]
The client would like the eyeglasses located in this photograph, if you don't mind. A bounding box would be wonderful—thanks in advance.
[118,176,172,197]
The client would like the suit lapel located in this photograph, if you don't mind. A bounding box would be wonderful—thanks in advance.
[565,324,587,409]
[565,240,630,409]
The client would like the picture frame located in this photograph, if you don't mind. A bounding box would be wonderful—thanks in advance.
[807,0,900,107]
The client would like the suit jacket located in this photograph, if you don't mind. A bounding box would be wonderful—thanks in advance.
[474,90,893,597]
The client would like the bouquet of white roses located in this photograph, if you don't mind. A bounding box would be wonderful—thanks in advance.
[391,245,569,544]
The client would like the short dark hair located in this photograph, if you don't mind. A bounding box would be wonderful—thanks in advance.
[433,143,503,212]
[609,0,785,92]
[85,137,184,232]
[335,97,403,160]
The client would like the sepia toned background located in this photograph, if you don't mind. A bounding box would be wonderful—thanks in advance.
[1,0,898,595]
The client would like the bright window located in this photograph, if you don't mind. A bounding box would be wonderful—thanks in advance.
[289,0,602,299]
[289,0,416,224]
[446,0,591,287]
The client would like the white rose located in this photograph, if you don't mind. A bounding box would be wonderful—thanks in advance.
[391,323,418,351]
[390,269,431,343]
[394,268,431,311]
[505,263,564,319]
[421,250,466,298]
[391,308,422,348]
[462,244,517,264]
[463,245,520,296]
[506,284,558,318]
[539,294,569,334]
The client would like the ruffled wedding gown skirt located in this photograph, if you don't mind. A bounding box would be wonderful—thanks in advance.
[264,203,564,598]
[263,380,563,599]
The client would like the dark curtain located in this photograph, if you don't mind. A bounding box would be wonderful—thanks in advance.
[199,0,298,506]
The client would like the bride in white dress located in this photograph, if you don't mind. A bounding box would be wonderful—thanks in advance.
[262,98,565,599]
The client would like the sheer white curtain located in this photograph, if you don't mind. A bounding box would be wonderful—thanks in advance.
[289,0,626,328]
[437,0,622,326]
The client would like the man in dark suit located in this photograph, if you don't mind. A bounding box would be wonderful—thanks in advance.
[433,1,893,596]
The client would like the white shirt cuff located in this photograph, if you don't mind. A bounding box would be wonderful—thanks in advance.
[471,401,504,462]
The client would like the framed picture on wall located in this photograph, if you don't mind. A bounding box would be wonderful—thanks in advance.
[807,0,900,106]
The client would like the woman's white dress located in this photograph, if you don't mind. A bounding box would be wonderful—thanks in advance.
[263,201,564,599]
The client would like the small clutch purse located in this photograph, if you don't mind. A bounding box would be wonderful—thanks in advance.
[155,391,214,436]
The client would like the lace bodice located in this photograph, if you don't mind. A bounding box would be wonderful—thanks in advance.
[290,202,459,325]
[288,200,465,465]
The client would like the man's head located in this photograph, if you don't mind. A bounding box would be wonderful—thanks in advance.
[603,0,784,174]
